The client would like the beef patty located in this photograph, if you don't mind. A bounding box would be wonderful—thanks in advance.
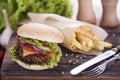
[16,46,50,64]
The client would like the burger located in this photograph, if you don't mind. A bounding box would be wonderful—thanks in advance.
[9,23,64,70]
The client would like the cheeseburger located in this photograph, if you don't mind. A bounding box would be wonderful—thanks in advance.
[9,23,64,70]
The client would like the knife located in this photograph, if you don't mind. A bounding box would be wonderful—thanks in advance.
[70,46,120,75]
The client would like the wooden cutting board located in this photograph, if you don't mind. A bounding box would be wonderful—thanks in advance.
[1,29,120,80]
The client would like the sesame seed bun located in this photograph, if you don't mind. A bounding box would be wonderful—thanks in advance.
[17,23,64,43]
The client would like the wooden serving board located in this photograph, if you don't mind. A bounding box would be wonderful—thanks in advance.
[1,29,120,80]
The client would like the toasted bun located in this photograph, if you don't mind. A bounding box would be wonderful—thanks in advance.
[17,23,64,43]
[16,60,49,70]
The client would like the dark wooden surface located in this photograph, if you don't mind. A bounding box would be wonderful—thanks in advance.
[1,28,120,80]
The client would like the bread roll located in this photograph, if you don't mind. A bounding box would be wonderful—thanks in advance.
[17,23,64,43]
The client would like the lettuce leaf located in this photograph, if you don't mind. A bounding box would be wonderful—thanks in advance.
[48,50,62,68]
[18,36,58,51]
[0,0,72,31]
[0,0,7,33]
[9,44,17,61]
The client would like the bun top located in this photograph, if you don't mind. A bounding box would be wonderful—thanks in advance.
[17,23,64,43]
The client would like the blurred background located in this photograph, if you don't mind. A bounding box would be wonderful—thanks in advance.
[92,0,120,25]
[71,0,120,25]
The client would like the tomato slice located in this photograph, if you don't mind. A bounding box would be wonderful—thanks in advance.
[42,44,52,50]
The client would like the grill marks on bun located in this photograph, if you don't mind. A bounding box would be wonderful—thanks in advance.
[17,23,64,43]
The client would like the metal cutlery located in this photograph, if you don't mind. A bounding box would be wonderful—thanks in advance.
[81,52,120,77]
[70,45,120,75]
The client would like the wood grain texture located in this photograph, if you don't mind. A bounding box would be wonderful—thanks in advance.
[1,28,120,80]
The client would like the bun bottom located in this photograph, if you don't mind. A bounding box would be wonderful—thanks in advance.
[16,60,49,70]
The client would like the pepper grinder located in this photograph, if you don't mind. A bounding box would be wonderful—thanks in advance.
[100,0,119,28]
[77,0,96,24]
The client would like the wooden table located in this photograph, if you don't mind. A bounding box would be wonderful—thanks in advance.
[1,28,120,80]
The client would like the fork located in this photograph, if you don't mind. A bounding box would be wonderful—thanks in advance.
[81,52,120,77]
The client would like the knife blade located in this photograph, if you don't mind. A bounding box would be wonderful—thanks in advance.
[70,48,118,75]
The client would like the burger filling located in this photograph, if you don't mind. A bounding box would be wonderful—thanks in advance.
[9,36,62,68]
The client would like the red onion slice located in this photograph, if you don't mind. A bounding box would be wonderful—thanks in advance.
[33,46,47,54]
[17,40,48,55]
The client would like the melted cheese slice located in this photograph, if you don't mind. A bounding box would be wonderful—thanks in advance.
[22,49,35,57]
[22,48,56,59]
[50,52,55,59]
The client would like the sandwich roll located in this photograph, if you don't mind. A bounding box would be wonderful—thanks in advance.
[28,13,112,55]
[9,23,64,70]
